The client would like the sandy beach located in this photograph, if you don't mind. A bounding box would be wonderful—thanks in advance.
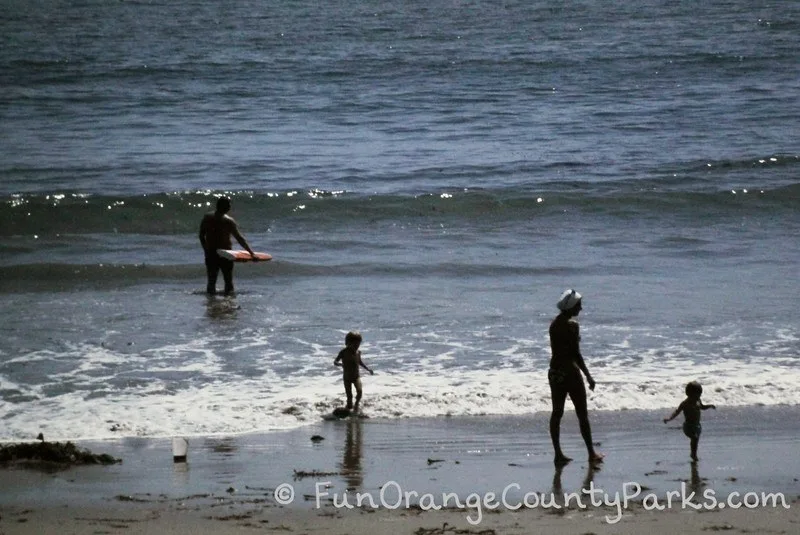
[1,406,798,534]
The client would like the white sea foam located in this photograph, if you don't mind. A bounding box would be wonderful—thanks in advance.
[2,354,798,442]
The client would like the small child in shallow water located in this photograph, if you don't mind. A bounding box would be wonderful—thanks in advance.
[333,331,373,412]
[663,381,716,461]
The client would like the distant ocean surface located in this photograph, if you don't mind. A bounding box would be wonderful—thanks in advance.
[1,0,798,441]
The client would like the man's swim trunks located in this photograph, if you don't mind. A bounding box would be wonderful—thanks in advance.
[205,252,234,294]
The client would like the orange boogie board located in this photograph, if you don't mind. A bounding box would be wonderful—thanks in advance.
[216,249,272,262]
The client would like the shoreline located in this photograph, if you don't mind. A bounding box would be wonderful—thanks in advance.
[1,406,797,533]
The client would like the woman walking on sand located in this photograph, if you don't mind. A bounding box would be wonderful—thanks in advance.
[548,289,604,466]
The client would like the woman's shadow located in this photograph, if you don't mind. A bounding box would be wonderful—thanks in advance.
[551,462,601,507]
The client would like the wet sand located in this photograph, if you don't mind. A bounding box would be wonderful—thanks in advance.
[1,406,798,534]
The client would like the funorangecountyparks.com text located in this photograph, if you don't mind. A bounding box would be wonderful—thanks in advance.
[272,480,793,525]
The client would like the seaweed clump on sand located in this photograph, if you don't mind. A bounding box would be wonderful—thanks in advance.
[0,440,121,470]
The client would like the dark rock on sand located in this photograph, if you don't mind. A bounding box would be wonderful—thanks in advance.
[0,441,121,470]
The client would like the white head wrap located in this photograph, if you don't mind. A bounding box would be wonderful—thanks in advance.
[557,289,582,311]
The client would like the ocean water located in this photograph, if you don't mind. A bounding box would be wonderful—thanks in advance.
[1,0,798,442]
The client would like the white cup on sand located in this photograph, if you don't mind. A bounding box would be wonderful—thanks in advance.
[172,437,188,463]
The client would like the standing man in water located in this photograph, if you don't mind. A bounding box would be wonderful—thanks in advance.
[548,289,604,466]
[198,196,257,295]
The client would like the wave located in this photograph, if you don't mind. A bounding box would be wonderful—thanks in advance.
[2,171,798,239]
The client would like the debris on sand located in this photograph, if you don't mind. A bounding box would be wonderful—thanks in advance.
[0,441,121,470]
[292,468,341,479]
